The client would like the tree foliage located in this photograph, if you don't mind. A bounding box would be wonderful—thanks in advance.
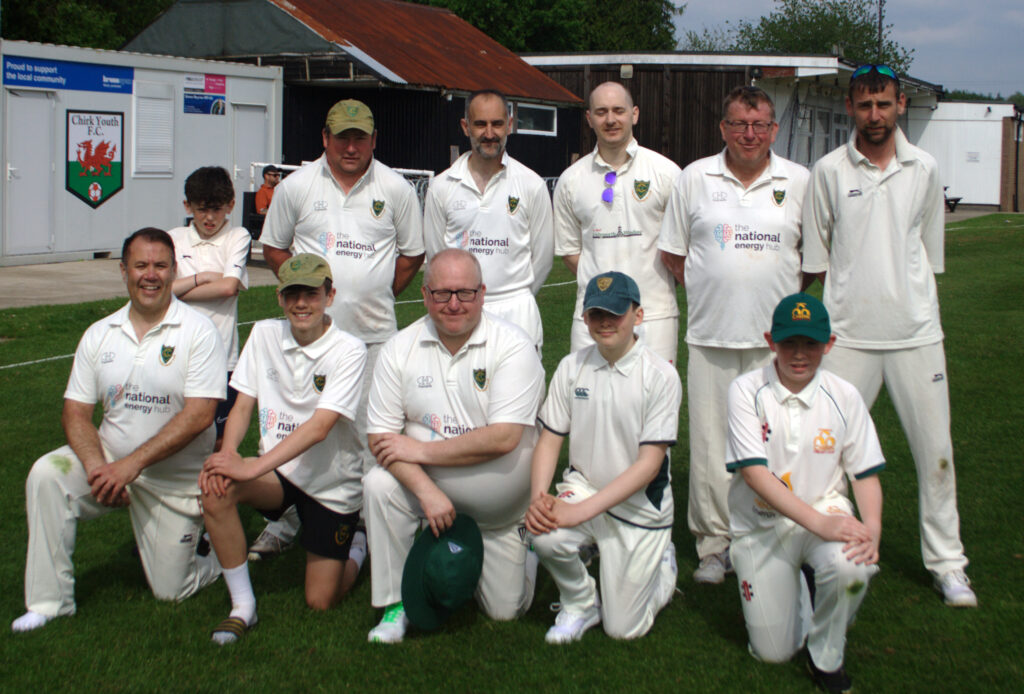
[1,0,175,49]
[681,0,913,74]
[408,0,684,52]
[946,89,1024,110]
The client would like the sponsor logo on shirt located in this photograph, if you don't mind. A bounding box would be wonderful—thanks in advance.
[422,413,443,439]
[712,191,728,202]
[453,199,468,211]
[574,387,589,399]
[318,231,336,256]
[713,222,781,252]
[592,226,642,240]
[741,580,754,601]
[266,367,280,382]
[847,189,862,198]
[417,375,434,388]
[107,383,124,405]
[473,368,488,391]
[371,199,385,218]
[772,188,786,206]
[813,428,836,454]
[259,407,277,436]
[313,373,326,393]
[456,229,510,257]
[120,385,173,415]
[932,373,944,382]
[320,231,377,260]
[507,196,520,215]
[259,407,298,440]
[632,180,650,201]
[159,345,175,365]
[761,421,772,443]
[314,200,328,211]
[101,351,116,364]
[438,413,474,437]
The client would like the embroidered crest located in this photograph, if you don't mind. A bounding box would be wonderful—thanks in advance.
[772,188,786,206]
[596,277,613,291]
[792,302,812,321]
[633,179,650,200]
[473,368,487,391]
[507,196,520,214]
[313,374,326,393]
[159,345,175,365]
[371,199,385,218]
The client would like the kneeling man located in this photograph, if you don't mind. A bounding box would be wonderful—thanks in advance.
[13,228,225,633]
[364,248,545,643]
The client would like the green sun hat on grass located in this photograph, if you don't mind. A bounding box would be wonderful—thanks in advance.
[401,513,484,631]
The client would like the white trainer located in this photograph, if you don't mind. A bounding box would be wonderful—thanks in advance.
[693,551,730,584]
[368,603,409,643]
[545,602,601,644]
[934,569,978,607]
[11,611,51,633]
[247,528,294,562]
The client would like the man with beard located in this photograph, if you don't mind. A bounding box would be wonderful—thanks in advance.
[424,89,553,352]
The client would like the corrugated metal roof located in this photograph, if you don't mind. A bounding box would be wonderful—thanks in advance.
[268,0,580,103]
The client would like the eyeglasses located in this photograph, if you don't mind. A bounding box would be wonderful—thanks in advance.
[426,286,481,303]
[851,64,900,88]
[601,171,616,203]
[723,120,773,134]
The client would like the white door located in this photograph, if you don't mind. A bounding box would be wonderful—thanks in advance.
[4,89,55,255]
[231,103,268,225]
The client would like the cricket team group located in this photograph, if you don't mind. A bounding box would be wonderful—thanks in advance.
[12,64,974,692]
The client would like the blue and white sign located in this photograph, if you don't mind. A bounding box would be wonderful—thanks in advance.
[3,55,133,94]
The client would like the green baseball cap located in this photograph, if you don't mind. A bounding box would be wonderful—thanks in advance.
[771,293,831,343]
[325,99,375,135]
[277,253,332,291]
[583,271,641,316]
[401,513,484,631]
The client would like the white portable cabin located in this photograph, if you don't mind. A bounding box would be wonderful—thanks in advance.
[1,40,282,266]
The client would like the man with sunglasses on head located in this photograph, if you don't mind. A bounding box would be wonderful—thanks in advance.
[553,81,681,364]
[803,64,976,607]
[362,248,545,643]
[658,86,812,585]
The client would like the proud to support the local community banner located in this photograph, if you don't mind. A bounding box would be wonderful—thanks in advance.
[66,110,124,208]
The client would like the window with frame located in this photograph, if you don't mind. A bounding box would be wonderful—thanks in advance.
[132,81,174,176]
[513,102,557,136]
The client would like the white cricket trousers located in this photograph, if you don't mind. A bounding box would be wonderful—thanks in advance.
[686,345,772,559]
[731,495,878,672]
[531,471,676,640]
[362,465,534,620]
[23,445,221,617]
[825,342,967,575]
[484,289,544,356]
[570,316,679,365]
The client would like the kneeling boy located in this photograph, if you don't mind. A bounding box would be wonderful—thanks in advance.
[527,271,682,642]
[726,293,883,693]
[200,254,367,644]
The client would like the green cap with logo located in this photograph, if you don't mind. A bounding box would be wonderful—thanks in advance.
[401,512,484,631]
[277,253,332,291]
[325,99,375,135]
[771,292,831,343]
[583,270,641,316]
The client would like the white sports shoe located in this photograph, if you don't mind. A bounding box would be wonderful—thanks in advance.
[247,528,294,562]
[368,603,409,644]
[934,569,978,607]
[545,601,601,644]
[11,611,51,633]
[693,550,731,584]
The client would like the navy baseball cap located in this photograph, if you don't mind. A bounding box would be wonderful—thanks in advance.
[770,293,831,343]
[583,271,641,316]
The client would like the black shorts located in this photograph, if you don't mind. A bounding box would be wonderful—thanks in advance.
[214,375,238,439]
[261,471,359,561]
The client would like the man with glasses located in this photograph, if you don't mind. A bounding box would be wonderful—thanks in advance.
[362,248,545,643]
[424,89,553,353]
[553,81,681,364]
[254,164,281,215]
[658,86,811,585]
[803,64,976,607]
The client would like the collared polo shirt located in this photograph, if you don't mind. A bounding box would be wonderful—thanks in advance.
[802,127,945,349]
[424,151,553,298]
[553,139,681,320]
[539,338,681,528]
[168,223,250,369]
[261,155,425,344]
[725,364,885,537]
[658,151,809,348]
[231,319,366,514]
[64,297,226,493]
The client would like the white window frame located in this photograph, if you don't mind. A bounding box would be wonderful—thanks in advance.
[512,102,557,137]
[132,81,174,177]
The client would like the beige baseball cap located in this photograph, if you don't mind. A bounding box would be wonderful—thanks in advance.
[277,253,332,291]
[325,99,375,135]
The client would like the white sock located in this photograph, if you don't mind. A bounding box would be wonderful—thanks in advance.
[12,611,51,632]
[222,563,256,623]
[349,530,367,570]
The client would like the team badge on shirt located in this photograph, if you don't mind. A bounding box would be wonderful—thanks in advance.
[472,368,488,391]
[507,196,520,215]
[371,199,385,218]
[772,188,786,206]
[633,179,650,201]
[313,374,326,393]
[159,345,175,365]
[813,429,836,454]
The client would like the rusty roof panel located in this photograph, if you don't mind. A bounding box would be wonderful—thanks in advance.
[268,0,580,103]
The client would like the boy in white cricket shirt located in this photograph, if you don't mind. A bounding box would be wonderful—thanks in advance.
[527,271,682,642]
[726,293,884,694]
[168,166,251,444]
[199,254,367,644]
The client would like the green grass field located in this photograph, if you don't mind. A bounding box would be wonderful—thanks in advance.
[1,214,1022,692]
